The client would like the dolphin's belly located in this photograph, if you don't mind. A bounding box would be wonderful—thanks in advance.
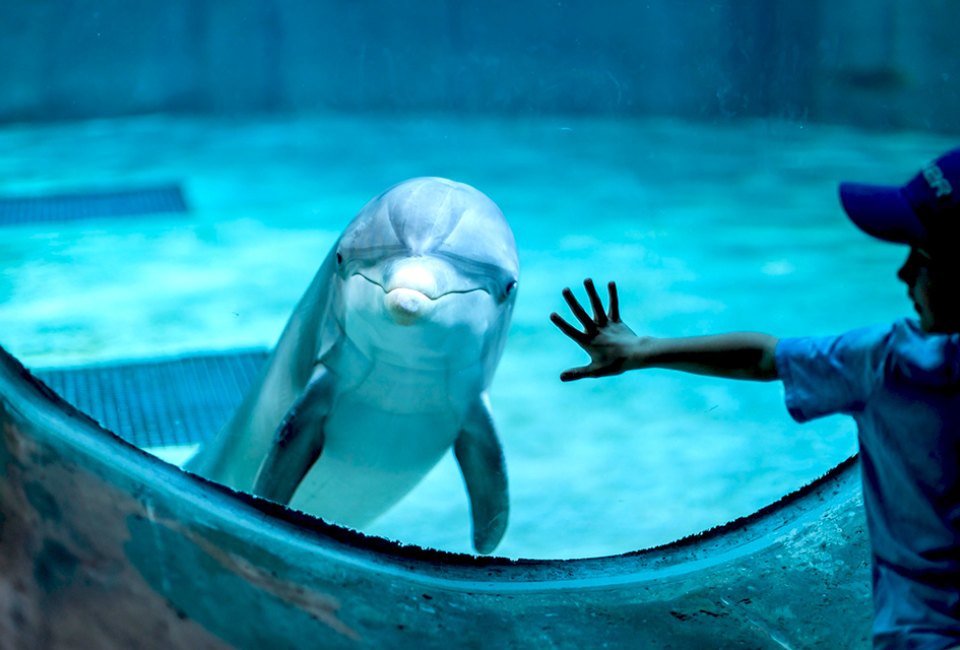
[287,389,463,528]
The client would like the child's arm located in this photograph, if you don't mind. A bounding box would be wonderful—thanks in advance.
[549,279,780,382]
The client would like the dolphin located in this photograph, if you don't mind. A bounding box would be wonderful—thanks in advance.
[186,177,518,554]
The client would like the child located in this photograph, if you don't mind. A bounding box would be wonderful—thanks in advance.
[551,148,960,649]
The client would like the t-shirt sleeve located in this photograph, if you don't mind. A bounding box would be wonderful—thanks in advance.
[775,325,891,423]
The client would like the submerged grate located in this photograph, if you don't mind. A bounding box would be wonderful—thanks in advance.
[0,183,189,225]
[35,349,268,449]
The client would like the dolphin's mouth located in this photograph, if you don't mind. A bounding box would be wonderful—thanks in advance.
[384,287,431,326]
[353,273,491,328]
[354,272,487,300]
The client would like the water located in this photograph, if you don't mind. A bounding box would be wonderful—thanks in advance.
[0,113,949,558]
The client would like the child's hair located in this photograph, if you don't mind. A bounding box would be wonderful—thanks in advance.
[926,219,960,280]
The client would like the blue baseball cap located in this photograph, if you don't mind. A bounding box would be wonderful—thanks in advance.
[839,147,960,251]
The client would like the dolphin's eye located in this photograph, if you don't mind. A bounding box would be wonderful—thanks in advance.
[505,280,518,296]
[336,252,343,266]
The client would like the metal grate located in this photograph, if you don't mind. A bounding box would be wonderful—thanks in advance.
[35,349,268,448]
[0,183,189,225]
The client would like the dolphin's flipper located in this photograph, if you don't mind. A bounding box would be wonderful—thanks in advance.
[252,367,335,504]
[454,394,509,555]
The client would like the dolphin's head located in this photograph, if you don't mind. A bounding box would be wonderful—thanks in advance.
[333,178,518,375]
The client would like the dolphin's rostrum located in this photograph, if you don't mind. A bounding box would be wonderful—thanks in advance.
[187,177,519,554]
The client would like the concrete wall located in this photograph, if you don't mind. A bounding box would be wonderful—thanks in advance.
[1,0,959,132]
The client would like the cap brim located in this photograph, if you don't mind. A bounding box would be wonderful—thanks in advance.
[839,182,927,245]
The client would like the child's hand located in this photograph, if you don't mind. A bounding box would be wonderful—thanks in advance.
[550,278,644,381]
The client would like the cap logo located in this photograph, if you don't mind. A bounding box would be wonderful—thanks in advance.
[922,163,952,198]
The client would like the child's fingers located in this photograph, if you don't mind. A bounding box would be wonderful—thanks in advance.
[561,357,627,381]
[550,312,591,346]
[607,282,620,322]
[583,278,608,326]
[560,365,592,381]
[561,287,598,334]
[560,363,614,382]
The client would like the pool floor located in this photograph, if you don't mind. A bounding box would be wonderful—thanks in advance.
[0,112,948,558]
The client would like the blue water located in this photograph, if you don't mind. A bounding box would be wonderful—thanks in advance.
[0,113,949,558]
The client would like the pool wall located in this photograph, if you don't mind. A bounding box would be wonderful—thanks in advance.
[2,0,959,132]
[0,337,874,649]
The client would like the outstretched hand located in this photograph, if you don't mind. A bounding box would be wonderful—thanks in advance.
[549,278,643,381]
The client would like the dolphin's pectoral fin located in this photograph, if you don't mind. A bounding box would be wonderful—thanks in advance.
[252,368,334,504]
[453,394,508,555]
